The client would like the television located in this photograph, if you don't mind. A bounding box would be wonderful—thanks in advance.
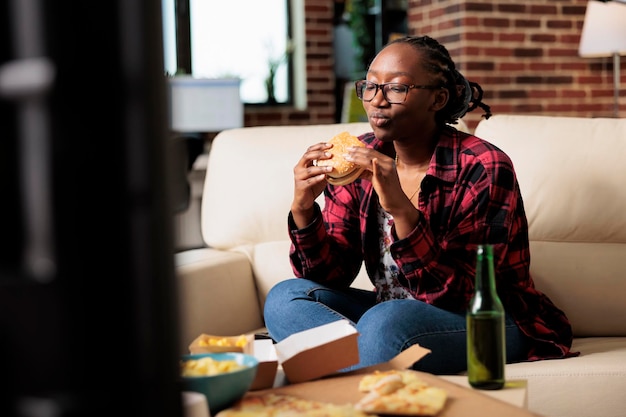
[0,3,183,417]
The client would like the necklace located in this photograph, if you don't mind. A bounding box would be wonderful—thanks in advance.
[408,185,421,201]
[395,154,421,201]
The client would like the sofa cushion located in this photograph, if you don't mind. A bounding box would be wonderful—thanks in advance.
[504,337,626,417]
[474,115,626,337]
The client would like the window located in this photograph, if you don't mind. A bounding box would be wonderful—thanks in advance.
[162,0,300,106]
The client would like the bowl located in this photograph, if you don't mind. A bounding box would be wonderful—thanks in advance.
[180,352,259,414]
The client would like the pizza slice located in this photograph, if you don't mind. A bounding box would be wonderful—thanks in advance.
[358,369,428,392]
[355,370,447,416]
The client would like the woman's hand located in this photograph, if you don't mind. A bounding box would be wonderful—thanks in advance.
[291,142,333,228]
[344,147,420,238]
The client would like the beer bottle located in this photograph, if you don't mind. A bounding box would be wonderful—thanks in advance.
[466,244,505,390]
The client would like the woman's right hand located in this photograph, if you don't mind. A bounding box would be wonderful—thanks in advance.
[291,142,333,228]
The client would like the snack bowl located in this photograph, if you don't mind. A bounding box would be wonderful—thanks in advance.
[180,352,259,414]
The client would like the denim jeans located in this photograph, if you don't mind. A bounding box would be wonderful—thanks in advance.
[263,278,530,375]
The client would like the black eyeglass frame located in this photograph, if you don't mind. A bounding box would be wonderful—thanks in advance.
[354,80,442,104]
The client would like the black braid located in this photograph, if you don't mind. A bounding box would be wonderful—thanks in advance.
[384,35,492,125]
[467,81,492,119]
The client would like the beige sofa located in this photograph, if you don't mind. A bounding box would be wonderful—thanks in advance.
[175,115,626,417]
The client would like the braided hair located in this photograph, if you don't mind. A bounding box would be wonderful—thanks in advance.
[383,35,492,126]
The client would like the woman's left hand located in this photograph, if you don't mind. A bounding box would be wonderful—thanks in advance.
[345,147,420,237]
[344,147,403,212]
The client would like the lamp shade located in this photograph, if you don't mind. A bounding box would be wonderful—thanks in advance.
[168,77,243,133]
[579,1,626,57]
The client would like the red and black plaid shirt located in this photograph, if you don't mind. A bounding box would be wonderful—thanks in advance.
[288,125,576,361]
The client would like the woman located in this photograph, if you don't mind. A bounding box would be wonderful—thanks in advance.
[264,35,575,374]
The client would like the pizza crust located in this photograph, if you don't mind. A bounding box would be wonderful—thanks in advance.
[215,393,373,417]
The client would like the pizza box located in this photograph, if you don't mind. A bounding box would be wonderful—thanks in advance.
[249,320,357,390]
[274,320,359,384]
[249,339,278,391]
[244,344,543,417]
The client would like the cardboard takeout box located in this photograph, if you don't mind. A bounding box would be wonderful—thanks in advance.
[249,339,278,391]
[275,320,359,384]
[247,344,541,417]
[249,319,360,390]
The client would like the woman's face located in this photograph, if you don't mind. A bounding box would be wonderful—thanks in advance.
[362,43,447,142]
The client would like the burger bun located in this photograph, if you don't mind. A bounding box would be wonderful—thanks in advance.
[316,132,365,186]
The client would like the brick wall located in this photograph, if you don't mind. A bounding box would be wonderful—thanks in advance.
[245,0,624,130]
[408,0,624,130]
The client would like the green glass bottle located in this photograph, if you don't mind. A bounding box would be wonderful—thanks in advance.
[466,244,506,390]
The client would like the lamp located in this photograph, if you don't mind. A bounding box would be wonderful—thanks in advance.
[578,0,626,117]
[168,76,243,132]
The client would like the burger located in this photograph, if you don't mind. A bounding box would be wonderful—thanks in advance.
[316,131,365,186]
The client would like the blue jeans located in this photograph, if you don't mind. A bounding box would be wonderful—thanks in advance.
[263,278,530,375]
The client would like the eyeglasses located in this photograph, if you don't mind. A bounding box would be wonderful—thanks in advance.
[355,80,442,104]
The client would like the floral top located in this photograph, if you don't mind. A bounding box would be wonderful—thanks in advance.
[287,125,576,361]
[374,205,414,302]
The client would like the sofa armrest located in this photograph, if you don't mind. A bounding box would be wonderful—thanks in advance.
[175,248,264,355]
